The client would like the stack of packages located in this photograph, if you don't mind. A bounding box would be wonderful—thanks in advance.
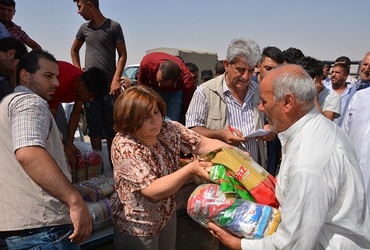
[74,173,115,231]
[72,151,103,183]
[187,147,280,239]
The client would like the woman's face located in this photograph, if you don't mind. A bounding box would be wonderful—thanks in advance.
[133,105,163,145]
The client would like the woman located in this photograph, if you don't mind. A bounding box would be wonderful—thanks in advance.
[110,85,228,250]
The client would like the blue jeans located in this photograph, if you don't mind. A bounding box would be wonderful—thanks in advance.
[155,89,183,122]
[4,225,80,250]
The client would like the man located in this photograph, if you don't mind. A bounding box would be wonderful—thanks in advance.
[252,46,284,176]
[341,52,370,122]
[49,61,108,167]
[71,0,127,157]
[327,63,351,126]
[214,60,225,77]
[252,46,284,85]
[297,56,340,121]
[282,47,304,64]
[208,64,370,249]
[0,37,27,100]
[0,22,10,39]
[0,0,41,50]
[201,69,213,83]
[334,56,357,86]
[185,62,199,86]
[343,52,370,209]
[321,61,331,87]
[0,50,92,249]
[186,37,268,168]
[138,52,196,123]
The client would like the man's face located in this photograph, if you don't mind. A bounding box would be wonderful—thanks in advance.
[322,65,330,78]
[330,66,348,86]
[0,49,18,77]
[75,0,92,21]
[360,54,370,82]
[76,81,94,102]
[190,70,199,86]
[25,58,60,101]
[258,74,285,133]
[258,57,280,80]
[224,57,255,91]
[156,70,176,87]
[0,4,15,23]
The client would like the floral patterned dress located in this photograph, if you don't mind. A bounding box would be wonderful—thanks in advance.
[110,120,202,236]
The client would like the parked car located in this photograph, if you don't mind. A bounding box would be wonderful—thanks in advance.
[122,64,139,84]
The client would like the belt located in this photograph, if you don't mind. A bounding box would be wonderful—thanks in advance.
[0,224,72,240]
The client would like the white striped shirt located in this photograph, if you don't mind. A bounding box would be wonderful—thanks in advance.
[186,79,259,161]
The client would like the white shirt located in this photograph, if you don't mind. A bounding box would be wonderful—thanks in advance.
[185,79,259,161]
[318,88,341,118]
[325,84,353,126]
[242,109,370,249]
[343,87,370,209]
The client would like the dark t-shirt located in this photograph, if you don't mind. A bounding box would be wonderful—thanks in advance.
[76,18,125,82]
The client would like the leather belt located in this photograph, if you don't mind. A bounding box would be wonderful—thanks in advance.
[0,224,71,240]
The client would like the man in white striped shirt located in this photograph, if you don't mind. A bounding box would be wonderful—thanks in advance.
[185,37,269,168]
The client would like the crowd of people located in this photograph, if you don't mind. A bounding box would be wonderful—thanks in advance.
[1,0,370,249]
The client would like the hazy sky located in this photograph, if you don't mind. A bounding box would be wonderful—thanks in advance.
[13,0,369,68]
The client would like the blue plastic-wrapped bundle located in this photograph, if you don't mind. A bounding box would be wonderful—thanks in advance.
[187,184,280,239]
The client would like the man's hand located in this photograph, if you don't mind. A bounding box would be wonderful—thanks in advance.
[64,143,79,167]
[222,128,247,147]
[208,222,242,250]
[68,197,93,243]
[110,78,122,98]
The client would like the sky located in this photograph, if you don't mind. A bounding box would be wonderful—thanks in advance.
[12,0,369,71]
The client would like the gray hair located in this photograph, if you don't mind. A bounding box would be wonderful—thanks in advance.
[272,66,315,111]
[226,37,261,67]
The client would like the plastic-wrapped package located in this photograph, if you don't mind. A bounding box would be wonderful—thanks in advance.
[74,173,115,202]
[209,164,254,201]
[85,197,112,231]
[200,147,278,208]
[187,184,280,239]
[73,150,103,183]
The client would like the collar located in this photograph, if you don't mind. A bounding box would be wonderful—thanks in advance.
[278,108,318,146]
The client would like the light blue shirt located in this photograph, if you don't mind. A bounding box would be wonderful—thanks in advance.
[0,22,11,39]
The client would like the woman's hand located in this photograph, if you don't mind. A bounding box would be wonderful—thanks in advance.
[187,158,213,182]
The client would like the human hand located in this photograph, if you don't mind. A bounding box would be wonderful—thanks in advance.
[110,79,123,98]
[208,222,242,250]
[188,158,213,182]
[64,143,79,167]
[68,198,93,243]
[257,124,276,141]
[222,127,247,147]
